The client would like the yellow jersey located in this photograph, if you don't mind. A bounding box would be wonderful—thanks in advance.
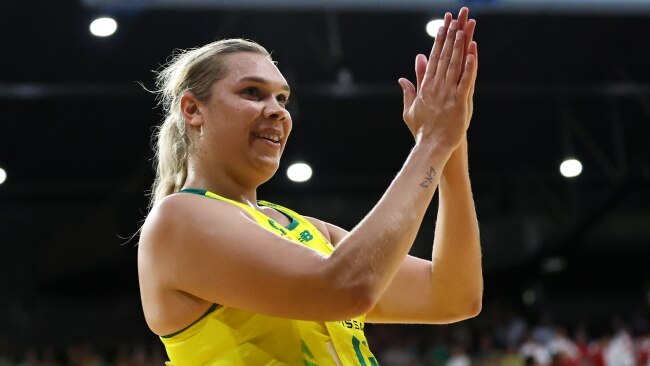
[160,188,378,366]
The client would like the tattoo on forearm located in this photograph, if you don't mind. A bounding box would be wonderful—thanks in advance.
[420,166,437,187]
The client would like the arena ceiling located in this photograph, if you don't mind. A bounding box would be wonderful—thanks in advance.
[1,0,649,337]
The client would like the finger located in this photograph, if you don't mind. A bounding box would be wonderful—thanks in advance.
[460,19,476,79]
[445,30,465,85]
[434,19,459,82]
[398,78,416,114]
[415,54,427,92]
[469,41,478,86]
[466,43,478,124]
[457,7,469,32]
[423,12,451,81]
[458,41,478,99]
[464,19,476,52]
[467,41,478,100]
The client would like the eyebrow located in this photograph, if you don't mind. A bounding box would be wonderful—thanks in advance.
[238,76,291,93]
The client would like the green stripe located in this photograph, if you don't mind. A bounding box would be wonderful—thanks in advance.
[301,340,314,358]
[180,189,299,230]
[179,188,208,196]
[160,303,220,338]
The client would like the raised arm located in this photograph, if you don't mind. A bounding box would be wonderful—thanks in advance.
[365,7,483,324]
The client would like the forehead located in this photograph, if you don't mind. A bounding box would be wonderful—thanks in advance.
[222,52,288,87]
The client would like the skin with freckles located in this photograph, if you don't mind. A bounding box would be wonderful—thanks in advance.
[138,7,482,349]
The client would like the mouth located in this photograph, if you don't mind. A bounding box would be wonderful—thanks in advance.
[253,132,282,144]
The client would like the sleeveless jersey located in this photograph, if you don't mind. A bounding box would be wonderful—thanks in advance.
[160,188,379,366]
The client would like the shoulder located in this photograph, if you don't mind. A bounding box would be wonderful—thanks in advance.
[140,194,200,246]
[139,193,245,257]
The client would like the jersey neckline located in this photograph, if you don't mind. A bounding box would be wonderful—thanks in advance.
[179,188,299,230]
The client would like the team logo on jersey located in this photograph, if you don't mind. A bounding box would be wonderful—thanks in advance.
[299,230,314,242]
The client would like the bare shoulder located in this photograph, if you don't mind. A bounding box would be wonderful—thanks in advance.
[138,192,253,285]
[137,193,245,335]
[140,193,243,251]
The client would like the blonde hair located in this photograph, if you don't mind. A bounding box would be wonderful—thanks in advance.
[150,39,270,208]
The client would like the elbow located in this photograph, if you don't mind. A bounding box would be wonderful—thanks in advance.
[456,291,483,321]
[331,280,379,319]
[458,282,483,320]
[318,256,380,319]
[349,282,381,316]
[437,290,483,323]
[464,296,483,319]
[317,268,379,319]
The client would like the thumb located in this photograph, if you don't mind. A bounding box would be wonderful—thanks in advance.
[398,78,416,114]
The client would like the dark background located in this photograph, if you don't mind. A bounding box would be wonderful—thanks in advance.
[0,0,648,352]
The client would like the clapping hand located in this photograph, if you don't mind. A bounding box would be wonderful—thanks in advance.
[399,7,478,150]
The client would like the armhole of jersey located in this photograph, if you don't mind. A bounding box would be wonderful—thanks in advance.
[258,201,299,230]
[258,201,332,245]
[160,303,221,339]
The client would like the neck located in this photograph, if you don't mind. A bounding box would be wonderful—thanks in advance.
[183,156,261,207]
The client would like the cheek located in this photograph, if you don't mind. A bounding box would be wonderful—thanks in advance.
[284,116,293,137]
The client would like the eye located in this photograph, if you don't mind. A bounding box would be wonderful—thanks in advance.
[277,94,290,107]
[242,87,260,99]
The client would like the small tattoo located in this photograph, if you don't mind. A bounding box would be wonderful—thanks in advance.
[420,166,437,187]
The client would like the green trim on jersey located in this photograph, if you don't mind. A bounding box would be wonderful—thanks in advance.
[179,188,299,230]
[160,303,221,339]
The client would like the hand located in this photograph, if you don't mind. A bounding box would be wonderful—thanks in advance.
[398,8,478,149]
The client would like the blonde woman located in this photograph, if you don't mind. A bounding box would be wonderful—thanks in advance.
[139,7,482,365]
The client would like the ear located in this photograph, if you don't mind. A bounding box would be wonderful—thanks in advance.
[180,92,203,126]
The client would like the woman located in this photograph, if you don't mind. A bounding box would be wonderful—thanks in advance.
[138,7,482,365]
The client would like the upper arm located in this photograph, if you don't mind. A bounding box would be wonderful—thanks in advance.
[320,220,474,324]
[138,195,368,322]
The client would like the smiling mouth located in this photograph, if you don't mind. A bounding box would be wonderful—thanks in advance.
[253,133,281,143]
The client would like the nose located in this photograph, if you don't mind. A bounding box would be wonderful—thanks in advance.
[263,98,289,121]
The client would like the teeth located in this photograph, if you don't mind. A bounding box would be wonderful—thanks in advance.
[258,133,280,143]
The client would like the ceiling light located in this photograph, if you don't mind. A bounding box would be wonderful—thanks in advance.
[426,19,445,38]
[90,17,118,37]
[286,162,312,183]
[560,158,582,178]
[0,167,6,185]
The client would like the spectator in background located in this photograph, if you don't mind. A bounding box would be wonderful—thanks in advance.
[446,344,471,366]
[604,326,635,366]
[520,332,552,366]
[532,313,556,346]
[547,327,579,366]
[506,315,529,348]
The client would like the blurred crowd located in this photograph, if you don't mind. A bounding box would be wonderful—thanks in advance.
[0,343,165,366]
[1,310,649,366]
[367,311,650,366]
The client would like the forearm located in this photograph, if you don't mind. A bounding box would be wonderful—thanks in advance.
[430,137,483,312]
[327,140,453,307]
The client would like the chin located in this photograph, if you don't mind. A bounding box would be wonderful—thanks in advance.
[252,157,281,182]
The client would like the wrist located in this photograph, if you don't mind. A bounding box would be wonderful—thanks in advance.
[413,136,454,168]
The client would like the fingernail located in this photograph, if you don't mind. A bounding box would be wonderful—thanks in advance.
[450,20,458,29]
[456,31,463,40]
